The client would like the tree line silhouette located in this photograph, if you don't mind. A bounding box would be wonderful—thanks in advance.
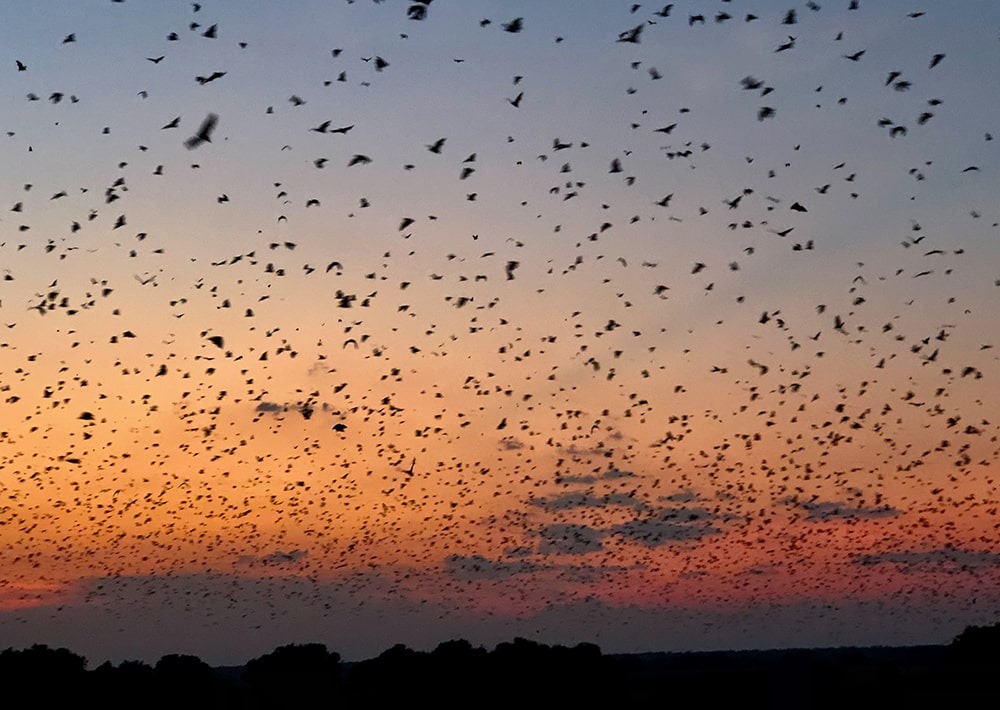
[1,623,997,709]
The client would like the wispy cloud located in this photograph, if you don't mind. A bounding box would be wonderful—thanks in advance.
[609,517,721,547]
[779,496,900,521]
[443,554,545,580]
[530,490,648,512]
[238,549,309,567]
[528,505,729,552]
[538,523,604,554]
[853,548,1000,572]
[499,437,525,451]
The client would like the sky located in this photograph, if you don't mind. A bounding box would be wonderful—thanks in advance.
[1,0,999,666]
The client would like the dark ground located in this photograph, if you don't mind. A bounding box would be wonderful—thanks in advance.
[2,622,998,709]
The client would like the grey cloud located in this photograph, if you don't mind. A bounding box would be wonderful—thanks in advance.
[610,518,720,547]
[443,554,544,580]
[530,490,647,512]
[238,549,309,567]
[556,474,599,485]
[252,400,332,420]
[529,504,729,553]
[601,468,636,480]
[537,523,604,555]
[499,437,525,451]
[607,506,723,547]
[780,497,900,521]
[661,489,701,504]
[563,444,605,457]
[853,548,1000,571]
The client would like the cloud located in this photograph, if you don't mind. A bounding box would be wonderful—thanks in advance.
[530,490,648,512]
[779,496,900,521]
[252,400,336,421]
[853,548,1000,572]
[443,554,544,580]
[247,549,309,566]
[527,503,731,553]
[660,489,702,504]
[608,506,722,547]
[0,581,70,611]
[503,546,534,559]
[556,474,599,485]
[562,444,606,457]
[537,524,604,555]
[499,437,525,451]
[4,572,490,664]
[601,468,636,480]
[3,569,994,667]
[552,468,636,487]
[610,518,720,547]
[518,595,989,657]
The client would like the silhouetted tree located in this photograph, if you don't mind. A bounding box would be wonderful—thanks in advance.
[243,642,341,708]
[487,638,613,708]
[154,653,224,710]
[346,642,429,704]
[951,621,1000,662]
[426,639,490,706]
[0,644,87,705]
[90,659,156,710]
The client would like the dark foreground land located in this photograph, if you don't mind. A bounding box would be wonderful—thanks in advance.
[2,623,998,709]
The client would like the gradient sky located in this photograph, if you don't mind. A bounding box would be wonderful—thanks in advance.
[1,0,999,665]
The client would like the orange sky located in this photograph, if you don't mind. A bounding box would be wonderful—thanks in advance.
[1,0,998,665]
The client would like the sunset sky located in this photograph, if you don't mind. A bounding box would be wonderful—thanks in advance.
[1,0,999,665]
